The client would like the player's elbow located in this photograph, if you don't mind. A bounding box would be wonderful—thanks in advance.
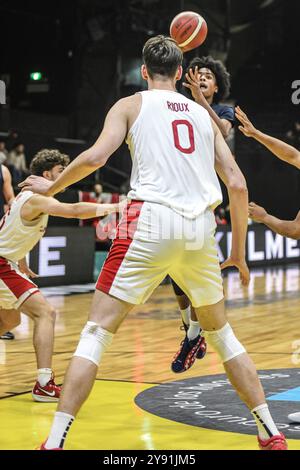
[84,146,108,168]
[51,204,79,219]
[228,177,248,196]
[289,223,300,240]
[292,153,300,170]
[221,127,231,139]
[70,203,83,219]
[286,231,300,240]
[219,120,232,139]
[291,233,300,240]
[70,203,93,219]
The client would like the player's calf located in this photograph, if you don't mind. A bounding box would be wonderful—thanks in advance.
[0,309,20,336]
[203,322,287,450]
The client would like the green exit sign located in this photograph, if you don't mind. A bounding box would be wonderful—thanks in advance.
[30,72,43,81]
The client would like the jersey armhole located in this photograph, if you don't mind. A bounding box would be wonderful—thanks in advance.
[126,92,144,142]
[19,193,46,227]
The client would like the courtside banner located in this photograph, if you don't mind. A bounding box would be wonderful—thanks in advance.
[217,224,300,267]
[29,227,95,287]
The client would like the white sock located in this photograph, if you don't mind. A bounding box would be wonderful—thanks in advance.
[45,411,75,449]
[187,319,200,341]
[180,306,191,326]
[37,368,52,387]
[251,404,280,440]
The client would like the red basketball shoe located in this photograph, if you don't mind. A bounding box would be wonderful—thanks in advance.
[32,376,61,402]
[39,440,63,450]
[258,433,288,450]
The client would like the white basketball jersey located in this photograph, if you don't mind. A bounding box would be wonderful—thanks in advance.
[127,90,222,218]
[0,191,48,262]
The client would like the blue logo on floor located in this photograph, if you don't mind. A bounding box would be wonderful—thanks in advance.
[268,386,300,402]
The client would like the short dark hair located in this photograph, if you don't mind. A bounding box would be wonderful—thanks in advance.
[143,35,183,79]
[186,56,231,103]
[30,149,70,176]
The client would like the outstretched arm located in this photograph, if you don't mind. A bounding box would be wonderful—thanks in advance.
[236,106,300,169]
[249,202,300,240]
[21,196,123,221]
[212,119,250,286]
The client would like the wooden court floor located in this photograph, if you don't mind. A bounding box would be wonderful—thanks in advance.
[1,265,300,450]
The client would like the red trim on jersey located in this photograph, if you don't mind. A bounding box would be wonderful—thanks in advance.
[0,257,37,299]
[96,200,143,294]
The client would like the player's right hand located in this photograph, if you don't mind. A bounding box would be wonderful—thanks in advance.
[248,202,268,223]
[221,256,250,287]
[18,259,38,278]
[18,175,53,196]
[235,106,258,138]
[183,66,205,103]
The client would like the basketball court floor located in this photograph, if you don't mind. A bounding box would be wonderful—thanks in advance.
[1,264,300,450]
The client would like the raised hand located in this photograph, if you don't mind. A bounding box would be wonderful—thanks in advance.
[235,106,258,138]
[183,66,206,103]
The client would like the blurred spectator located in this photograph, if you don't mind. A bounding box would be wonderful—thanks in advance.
[5,129,19,151]
[215,206,228,225]
[286,121,300,149]
[0,141,8,165]
[120,177,131,195]
[91,183,120,204]
[6,143,28,184]
[93,183,103,202]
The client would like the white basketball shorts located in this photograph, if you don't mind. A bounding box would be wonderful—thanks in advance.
[96,200,224,307]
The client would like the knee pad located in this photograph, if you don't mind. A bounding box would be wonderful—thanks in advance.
[73,321,114,366]
[203,322,245,363]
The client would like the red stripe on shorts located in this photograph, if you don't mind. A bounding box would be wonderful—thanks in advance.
[96,200,143,294]
[0,257,37,299]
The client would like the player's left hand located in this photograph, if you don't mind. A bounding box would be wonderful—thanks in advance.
[18,259,38,278]
[235,106,258,138]
[221,257,250,286]
[183,66,206,103]
[248,202,268,223]
[18,175,53,195]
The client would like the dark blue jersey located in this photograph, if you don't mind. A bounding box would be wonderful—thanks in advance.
[211,103,235,127]
[180,84,234,126]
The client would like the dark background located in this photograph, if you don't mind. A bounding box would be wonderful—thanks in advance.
[0,0,300,216]
[29,226,95,286]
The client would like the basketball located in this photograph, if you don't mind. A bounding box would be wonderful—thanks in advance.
[170,11,208,53]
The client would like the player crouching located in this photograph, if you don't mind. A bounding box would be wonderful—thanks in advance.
[0,149,123,402]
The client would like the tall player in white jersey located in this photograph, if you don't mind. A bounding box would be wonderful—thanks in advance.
[0,149,122,402]
[22,36,286,450]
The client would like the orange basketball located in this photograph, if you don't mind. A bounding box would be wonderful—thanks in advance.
[170,11,208,53]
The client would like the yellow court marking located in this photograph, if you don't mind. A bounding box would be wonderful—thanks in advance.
[0,380,299,450]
